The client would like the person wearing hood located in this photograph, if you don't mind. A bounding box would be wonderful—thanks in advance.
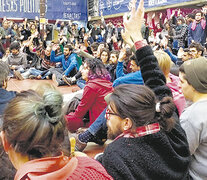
[65,58,113,132]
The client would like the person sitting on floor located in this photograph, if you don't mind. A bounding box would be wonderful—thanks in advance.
[65,58,113,133]
[50,44,79,86]
[6,41,27,78]
[0,89,113,180]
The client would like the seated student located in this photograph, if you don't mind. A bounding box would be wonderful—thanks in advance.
[0,61,16,180]
[0,89,112,180]
[50,44,79,86]
[97,0,190,179]
[6,41,27,77]
[0,61,16,117]
[154,50,186,116]
[65,58,113,133]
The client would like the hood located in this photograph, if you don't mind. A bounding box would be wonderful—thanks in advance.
[87,78,113,92]
[15,155,113,180]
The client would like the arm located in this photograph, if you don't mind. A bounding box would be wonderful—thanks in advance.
[123,0,172,99]
[164,48,178,64]
[65,86,96,131]
[188,23,193,45]
[64,55,77,76]
[116,61,126,78]
[50,50,63,63]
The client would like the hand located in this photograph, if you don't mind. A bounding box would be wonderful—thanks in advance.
[118,48,127,62]
[88,16,91,21]
[112,35,117,43]
[152,12,155,19]
[123,0,144,42]
[159,12,162,19]
[52,44,59,51]
[177,47,184,58]
[121,29,134,48]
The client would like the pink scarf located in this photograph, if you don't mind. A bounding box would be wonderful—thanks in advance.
[191,19,206,31]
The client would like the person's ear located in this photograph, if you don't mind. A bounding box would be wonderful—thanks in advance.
[0,131,10,152]
[122,118,133,131]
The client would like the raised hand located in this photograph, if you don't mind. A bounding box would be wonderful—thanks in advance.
[121,29,134,48]
[123,0,144,43]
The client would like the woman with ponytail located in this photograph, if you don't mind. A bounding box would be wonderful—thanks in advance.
[0,89,112,180]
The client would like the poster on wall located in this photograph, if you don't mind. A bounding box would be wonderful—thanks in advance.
[99,0,194,16]
[0,0,87,21]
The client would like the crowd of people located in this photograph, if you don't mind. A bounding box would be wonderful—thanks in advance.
[0,0,207,179]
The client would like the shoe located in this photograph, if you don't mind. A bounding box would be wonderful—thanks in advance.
[69,132,87,152]
[52,74,60,86]
[14,71,24,80]
[62,76,72,86]
[29,75,36,79]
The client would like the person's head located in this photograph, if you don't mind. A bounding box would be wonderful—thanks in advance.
[182,48,190,61]
[2,20,9,29]
[0,89,65,169]
[30,23,37,30]
[93,21,98,29]
[10,41,21,55]
[189,42,204,59]
[0,61,10,89]
[81,58,111,82]
[64,44,73,56]
[129,55,140,72]
[105,84,175,140]
[109,50,119,65]
[100,48,110,64]
[194,10,203,22]
[45,46,52,56]
[179,57,207,101]
[12,23,18,30]
[177,16,185,25]
[154,50,172,76]
[90,42,99,57]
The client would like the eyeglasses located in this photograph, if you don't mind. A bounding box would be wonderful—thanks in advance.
[105,108,121,120]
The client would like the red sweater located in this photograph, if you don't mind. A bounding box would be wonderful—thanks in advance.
[65,78,113,132]
[15,155,113,180]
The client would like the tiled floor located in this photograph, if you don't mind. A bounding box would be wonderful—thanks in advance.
[7,78,107,158]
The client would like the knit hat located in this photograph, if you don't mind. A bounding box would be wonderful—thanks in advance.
[183,57,207,93]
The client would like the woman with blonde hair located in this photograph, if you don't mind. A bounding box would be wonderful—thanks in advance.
[154,50,186,115]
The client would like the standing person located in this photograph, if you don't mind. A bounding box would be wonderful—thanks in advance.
[0,89,113,180]
[188,10,207,46]
[0,20,14,49]
[65,58,113,132]
[179,57,207,180]
[97,0,190,179]
[50,44,79,86]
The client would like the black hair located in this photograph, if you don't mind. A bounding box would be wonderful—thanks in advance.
[9,41,20,51]
[189,42,204,56]
[109,84,176,131]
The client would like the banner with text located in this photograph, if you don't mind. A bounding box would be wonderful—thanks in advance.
[0,0,87,21]
[99,0,194,16]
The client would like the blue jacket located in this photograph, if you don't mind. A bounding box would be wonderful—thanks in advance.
[50,51,79,76]
[0,88,16,115]
[113,61,143,87]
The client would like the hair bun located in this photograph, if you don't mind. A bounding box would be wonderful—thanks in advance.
[35,91,63,125]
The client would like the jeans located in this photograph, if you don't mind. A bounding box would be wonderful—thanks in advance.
[76,79,86,89]
[88,107,107,135]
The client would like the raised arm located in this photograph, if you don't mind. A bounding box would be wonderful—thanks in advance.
[123,0,172,100]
